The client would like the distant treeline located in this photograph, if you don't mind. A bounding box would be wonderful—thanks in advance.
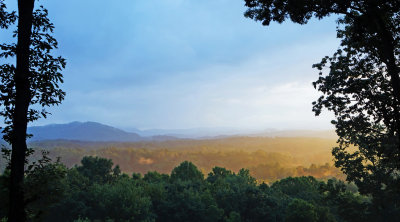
[29,136,337,163]
[22,137,342,182]
[22,147,342,182]
[1,156,375,222]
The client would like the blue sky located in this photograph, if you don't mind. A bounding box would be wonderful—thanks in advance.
[2,0,340,131]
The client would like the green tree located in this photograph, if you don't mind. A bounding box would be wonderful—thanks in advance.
[77,156,120,184]
[24,159,67,221]
[225,211,241,222]
[143,171,169,184]
[84,177,154,222]
[271,177,322,203]
[207,166,233,184]
[243,0,400,216]
[285,199,318,222]
[0,0,65,220]
[143,171,168,221]
[270,177,332,221]
[159,180,223,222]
[154,162,222,222]
[170,161,204,183]
[320,178,368,222]
[208,167,278,222]
[0,151,69,221]
[46,172,154,222]
[43,168,89,222]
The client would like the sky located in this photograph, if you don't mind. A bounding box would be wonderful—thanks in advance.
[1,0,340,131]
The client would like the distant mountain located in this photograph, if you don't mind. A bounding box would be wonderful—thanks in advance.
[127,127,277,138]
[129,127,337,139]
[28,121,144,142]
[24,121,336,142]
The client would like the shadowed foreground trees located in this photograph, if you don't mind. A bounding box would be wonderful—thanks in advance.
[244,0,400,217]
[0,156,376,221]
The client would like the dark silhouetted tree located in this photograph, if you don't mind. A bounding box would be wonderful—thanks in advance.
[0,0,65,220]
[243,0,400,216]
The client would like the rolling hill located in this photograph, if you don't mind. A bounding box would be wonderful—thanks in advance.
[27,121,144,142]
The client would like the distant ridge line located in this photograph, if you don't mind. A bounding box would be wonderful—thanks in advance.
[21,121,336,142]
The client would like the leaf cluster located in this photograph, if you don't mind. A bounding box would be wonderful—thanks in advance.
[0,4,65,142]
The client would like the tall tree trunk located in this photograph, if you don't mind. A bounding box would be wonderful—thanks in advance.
[8,0,35,221]
[367,4,400,152]
[374,17,400,151]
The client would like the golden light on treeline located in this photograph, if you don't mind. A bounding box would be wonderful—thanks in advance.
[23,136,345,183]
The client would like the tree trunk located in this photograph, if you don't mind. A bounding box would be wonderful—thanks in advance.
[374,17,400,150]
[366,5,400,152]
[8,1,35,221]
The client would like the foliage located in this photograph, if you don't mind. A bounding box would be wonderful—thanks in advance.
[17,139,345,183]
[320,178,369,222]
[0,0,15,29]
[170,161,204,182]
[81,177,154,221]
[285,199,318,222]
[24,157,67,220]
[0,156,376,221]
[1,1,65,219]
[243,0,400,218]
[76,156,120,184]
[0,150,67,220]
[0,3,65,141]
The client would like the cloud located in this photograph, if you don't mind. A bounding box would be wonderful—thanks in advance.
[12,0,339,130]
[35,46,336,130]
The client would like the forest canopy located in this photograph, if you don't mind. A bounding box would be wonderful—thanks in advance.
[0,156,371,222]
[8,137,344,182]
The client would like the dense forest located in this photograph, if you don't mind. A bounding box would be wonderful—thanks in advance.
[0,137,349,221]
[23,137,344,182]
[0,155,374,222]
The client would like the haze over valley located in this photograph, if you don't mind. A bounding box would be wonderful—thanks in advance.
[25,121,337,141]
[1,121,343,183]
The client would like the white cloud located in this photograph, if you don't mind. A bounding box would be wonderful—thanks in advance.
[27,0,339,131]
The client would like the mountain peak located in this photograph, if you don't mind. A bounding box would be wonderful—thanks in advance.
[28,121,142,142]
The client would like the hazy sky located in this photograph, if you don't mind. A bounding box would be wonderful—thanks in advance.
[2,0,340,131]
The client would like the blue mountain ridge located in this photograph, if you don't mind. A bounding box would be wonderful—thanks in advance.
[27,121,144,142]
[19,121,336,142]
